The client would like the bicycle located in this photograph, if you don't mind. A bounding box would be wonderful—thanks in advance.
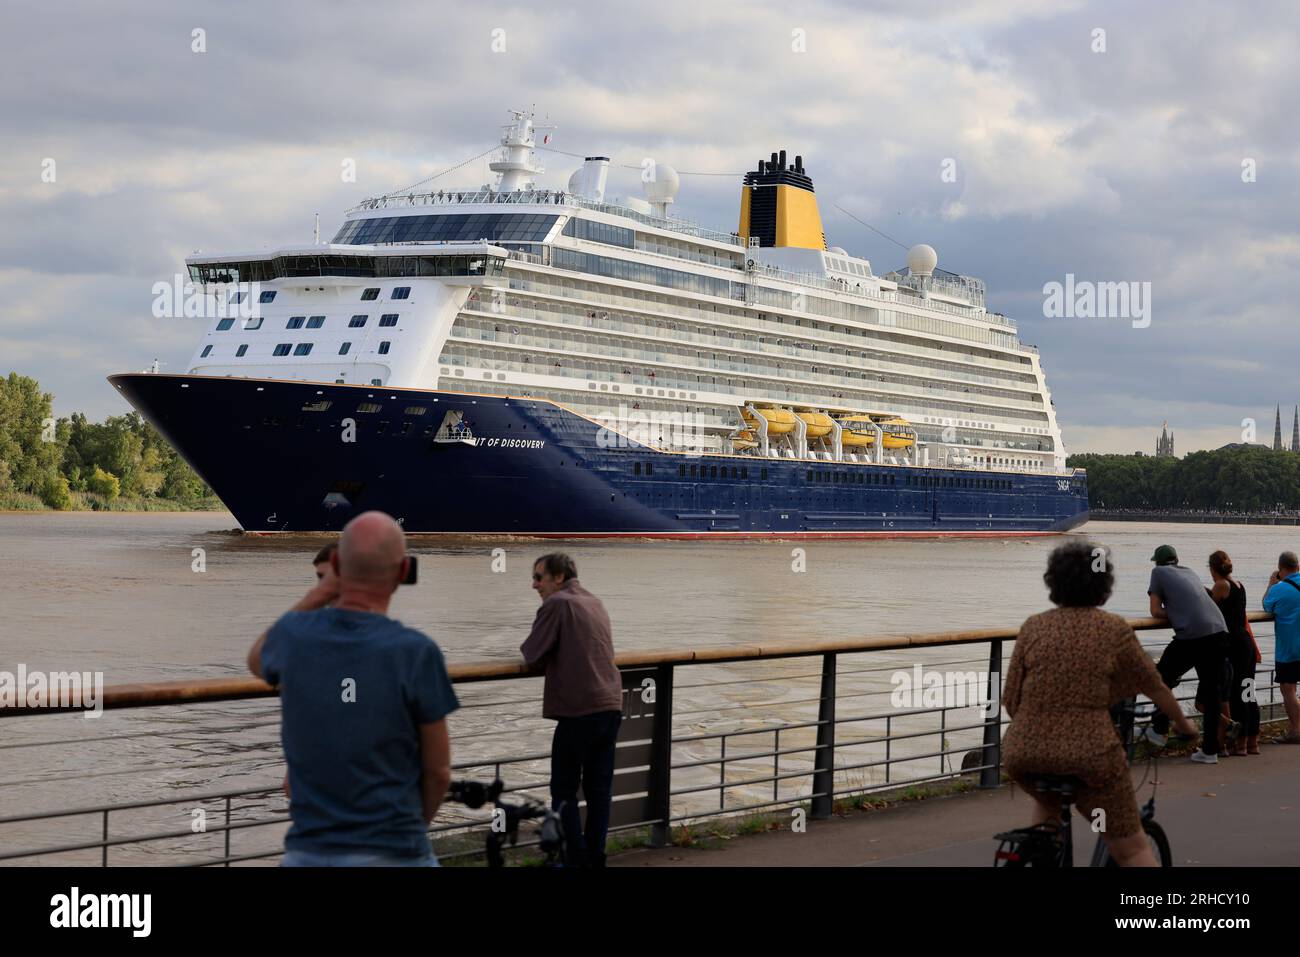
[993,699,1174,867]
[444,778,566,868]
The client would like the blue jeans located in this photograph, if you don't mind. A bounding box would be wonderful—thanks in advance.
[281,847,439,867]
[551,710,622,867]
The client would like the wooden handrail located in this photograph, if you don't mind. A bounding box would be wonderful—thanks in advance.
[0,612,1276,717]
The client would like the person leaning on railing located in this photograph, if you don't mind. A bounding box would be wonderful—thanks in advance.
[1263,550,1300,743]
[1002,541,1196,867]
[520,553,623,868]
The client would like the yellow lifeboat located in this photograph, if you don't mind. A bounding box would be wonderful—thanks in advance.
[876,416,917,449]
[796,411,834,438]
[743,406,796,435]
[731,430,759,451]
[835,415,877,448]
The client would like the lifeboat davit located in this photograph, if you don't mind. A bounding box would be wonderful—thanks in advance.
[796,411,834,438]
[743,406,796,435]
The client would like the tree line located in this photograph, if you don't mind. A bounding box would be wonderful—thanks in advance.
[0,372,214,509]
[1067,447,1300,511]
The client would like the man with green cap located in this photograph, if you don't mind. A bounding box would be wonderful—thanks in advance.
[1143,544,1230,762]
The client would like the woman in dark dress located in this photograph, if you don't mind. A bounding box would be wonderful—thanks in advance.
[1003,542,1195,866]
[1208,550,1260,755]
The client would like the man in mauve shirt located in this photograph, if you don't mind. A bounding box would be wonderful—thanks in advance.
[521,553,623,867]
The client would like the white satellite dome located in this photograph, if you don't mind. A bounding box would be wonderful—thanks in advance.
[829,246,848,255]
[567,168,584,194]
[907,244,938,277]
[643,164,680,203]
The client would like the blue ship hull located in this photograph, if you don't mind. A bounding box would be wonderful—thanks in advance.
[108,373,1089,537]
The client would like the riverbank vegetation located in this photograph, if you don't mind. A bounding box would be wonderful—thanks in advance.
[0,372,220,511]
[1067,447,1300,511]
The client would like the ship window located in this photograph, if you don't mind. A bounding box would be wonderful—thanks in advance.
[356,402,381,413]
[731,467,738,479]
[857,473,863,484]
[339,342,351,355]
[691,465,698,477]
[679,464,685,477]
[634,462,641,476]
[302,400,332,412]
[259,291,277,303]
[890,475,895,485]
[215,318,234,331]
[243,317,263,330]
[378,341,391,355]
[806,470,813,482]
[646,463,653,475]
[307,315,325,328]
[741,468,747,480]
[287,316,305,329]
[230,290,247,304]
[349,315,368,328]
[294,343,313,356]
[201,345,213,357]
[760,468,767,480]
[236,344,248,357]
[379,313,399,327]
[710,466,718,478]
[403,406,426,416]
[337,214,559,246]
[361,288,379,301]
[391,287,411,300]
[273,343,292,356]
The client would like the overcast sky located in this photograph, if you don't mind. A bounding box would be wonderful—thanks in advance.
[4,0,1299,454]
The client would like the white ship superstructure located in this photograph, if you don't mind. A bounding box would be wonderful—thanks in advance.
[181,110,1066,477]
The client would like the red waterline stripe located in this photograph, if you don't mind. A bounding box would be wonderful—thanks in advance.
[245,529,1069,540]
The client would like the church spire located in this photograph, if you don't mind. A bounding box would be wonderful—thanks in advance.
[1275,405,1283,451]
[1293,405,1299,452]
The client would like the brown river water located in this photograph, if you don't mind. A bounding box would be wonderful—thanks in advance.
[1,513,1293,863]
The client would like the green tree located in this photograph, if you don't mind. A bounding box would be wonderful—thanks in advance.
[0,372,65,493]
[86,466,121,500]
[39,474,73,510]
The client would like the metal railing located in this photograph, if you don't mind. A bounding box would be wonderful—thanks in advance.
[0,614,1284,866]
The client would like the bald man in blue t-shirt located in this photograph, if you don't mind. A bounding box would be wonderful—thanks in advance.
[248,512,458,866]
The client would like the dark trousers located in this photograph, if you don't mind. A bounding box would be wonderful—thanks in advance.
[1227,635,1261,737]
[1150,632,1229,755]
[551,710,622,867]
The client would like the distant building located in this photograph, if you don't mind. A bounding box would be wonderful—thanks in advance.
[1268,405,1299,452]
[1156,422,1175,458]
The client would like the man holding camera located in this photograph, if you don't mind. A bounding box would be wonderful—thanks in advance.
[248,511,457,866]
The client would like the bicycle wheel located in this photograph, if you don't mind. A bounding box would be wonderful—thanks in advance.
[1144,820,1172,867]
[1103,820,1171,867]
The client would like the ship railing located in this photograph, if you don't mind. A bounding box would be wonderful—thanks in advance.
[452,326,1048,411]
[0,615,1282,867]
[467,303,1024,392]
[501,271,1036,376]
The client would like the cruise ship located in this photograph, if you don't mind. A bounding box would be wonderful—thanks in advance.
[110,110,1088,537]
